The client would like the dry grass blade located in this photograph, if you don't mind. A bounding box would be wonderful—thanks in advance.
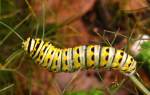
[0,14,31,46]
[0,10,20,20]
[0,21,24,41]
[24,0,36,18]
[62,69,81,94]
[3,49,24,68]
[0,84,14,93]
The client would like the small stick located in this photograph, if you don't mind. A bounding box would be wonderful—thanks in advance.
[129,75,150,95]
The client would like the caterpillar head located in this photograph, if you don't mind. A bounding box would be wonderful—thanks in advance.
[22,37,35,53]
[121,55,137,76]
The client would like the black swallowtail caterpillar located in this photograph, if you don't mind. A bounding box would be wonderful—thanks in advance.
[22,37,136,76]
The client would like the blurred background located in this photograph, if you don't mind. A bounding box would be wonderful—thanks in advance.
[0,0,150,95]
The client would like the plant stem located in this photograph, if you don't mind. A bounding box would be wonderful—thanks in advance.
[129,75,150,95]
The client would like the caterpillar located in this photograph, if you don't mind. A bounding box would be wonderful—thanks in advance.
[22,37,136,76]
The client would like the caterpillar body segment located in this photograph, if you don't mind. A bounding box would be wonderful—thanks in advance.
[22,37,136,76]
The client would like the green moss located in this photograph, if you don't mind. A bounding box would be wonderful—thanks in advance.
[137,41,150,75]
[65,89,104,95]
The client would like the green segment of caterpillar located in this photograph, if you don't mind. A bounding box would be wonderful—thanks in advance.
[22,37,136,76]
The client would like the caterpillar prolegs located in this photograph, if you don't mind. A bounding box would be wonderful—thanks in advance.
[22,37,136,76]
